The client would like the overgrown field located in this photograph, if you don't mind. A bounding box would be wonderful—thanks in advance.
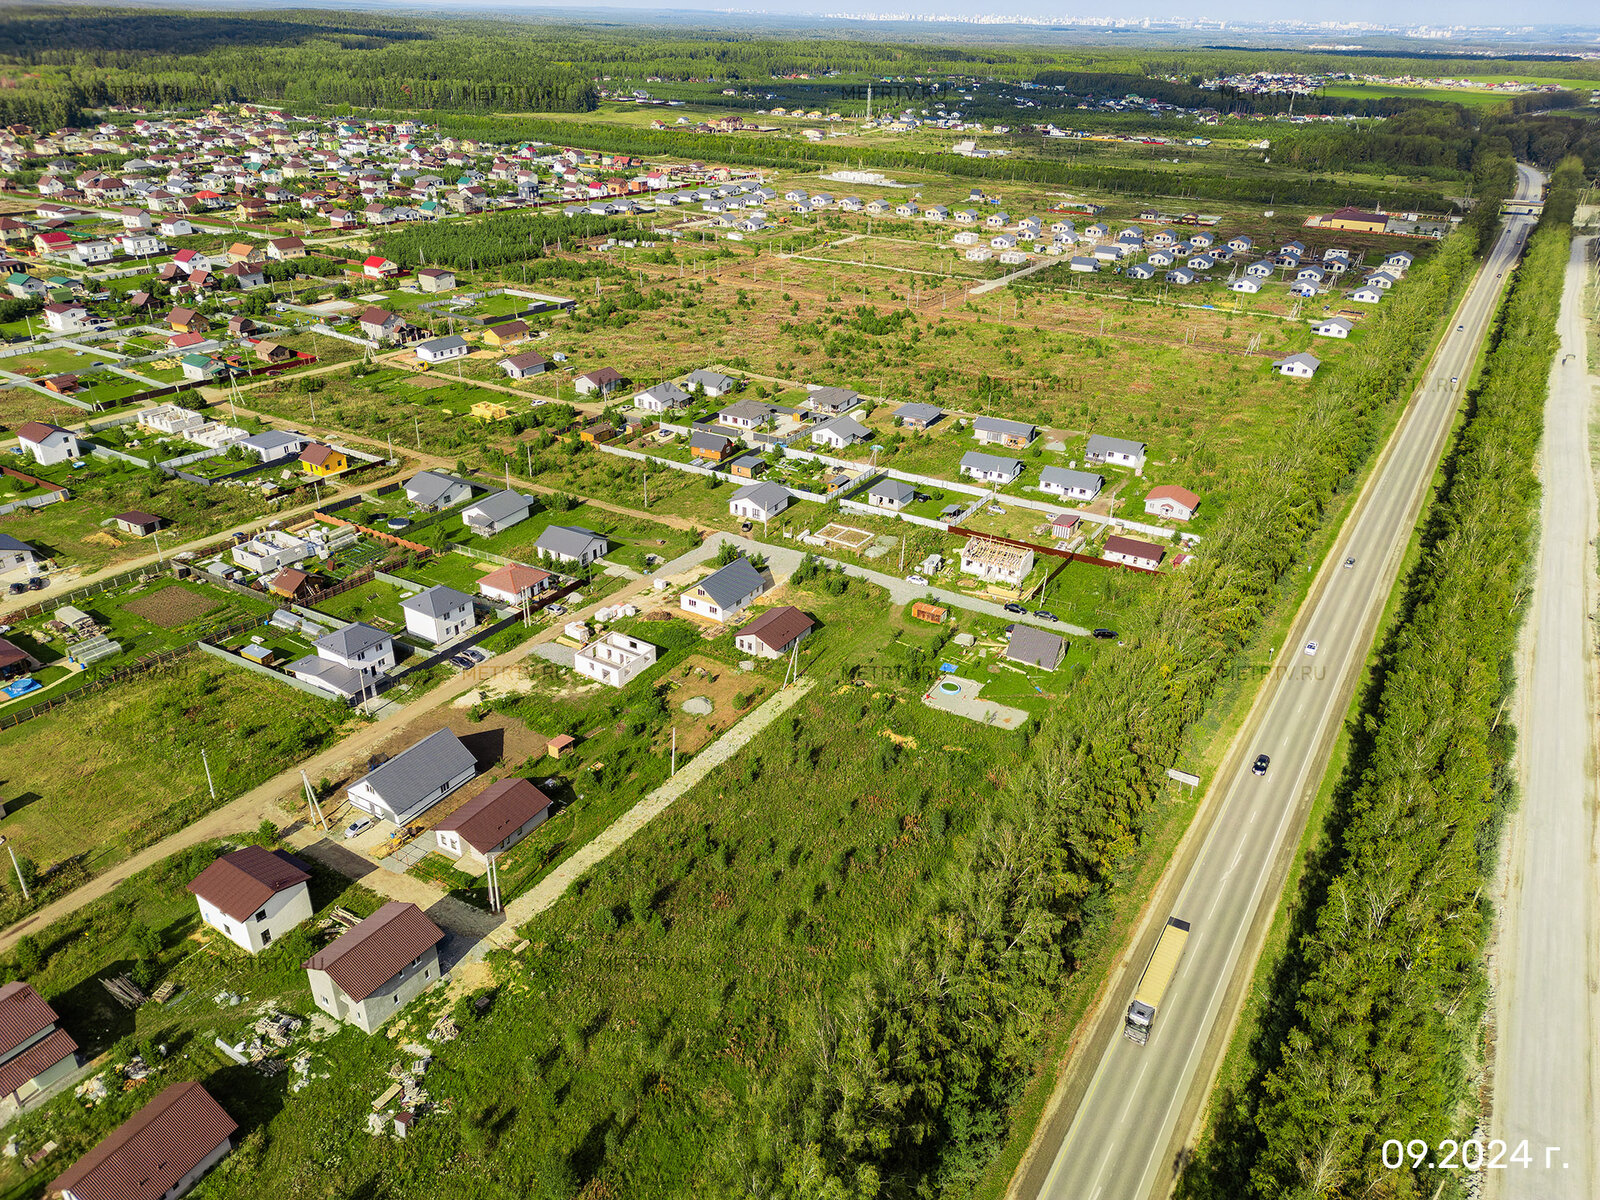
[0,660,353,921]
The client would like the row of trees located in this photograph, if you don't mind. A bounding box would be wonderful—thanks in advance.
[1178,157,1582,1200]
[371,210,633,271]
[725,229,1483,1196]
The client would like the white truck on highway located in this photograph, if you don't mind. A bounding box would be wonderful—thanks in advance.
[1124,917,1191,1045]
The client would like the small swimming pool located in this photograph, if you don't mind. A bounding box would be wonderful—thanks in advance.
[937,680,963,695]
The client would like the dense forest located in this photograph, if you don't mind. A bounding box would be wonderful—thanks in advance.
[1179,157,1584,1200]
[0,7,1594,130]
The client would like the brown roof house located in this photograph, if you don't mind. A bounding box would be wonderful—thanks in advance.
[50,1080,236,1200]
[0,982,79,1113]
[433,778,553,869]
[187,845,313,954]
[304,901,445,1033]
[734,605,815,660]
[111,511,163,537]
[266,566,313,599]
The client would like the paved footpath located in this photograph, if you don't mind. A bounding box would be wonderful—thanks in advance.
[478,677,816,952]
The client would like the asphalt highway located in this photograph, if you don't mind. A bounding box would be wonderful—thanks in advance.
[1019,163,1547,1200]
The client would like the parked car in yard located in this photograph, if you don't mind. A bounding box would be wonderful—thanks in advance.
[343,817,373,840]
[461,648,486,664]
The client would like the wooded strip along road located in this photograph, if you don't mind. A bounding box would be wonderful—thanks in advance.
[1014,162,1547,1200]
[1488,233,1598,1200]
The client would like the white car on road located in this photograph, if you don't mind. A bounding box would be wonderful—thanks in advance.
[1303,641,1318,656]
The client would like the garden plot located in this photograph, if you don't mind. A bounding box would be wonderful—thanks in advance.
[812,523,874,551]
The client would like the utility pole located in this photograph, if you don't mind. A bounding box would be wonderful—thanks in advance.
[671,726,677,777]
[0,837,29,903]
[301,769,329,831]
[201,747,216,800]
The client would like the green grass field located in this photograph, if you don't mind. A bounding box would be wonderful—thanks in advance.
[0,659,352,914]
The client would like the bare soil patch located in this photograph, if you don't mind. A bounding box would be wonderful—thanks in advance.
[122,584,224,628]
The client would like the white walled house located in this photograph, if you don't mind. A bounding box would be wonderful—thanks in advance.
[186,846,313,954]
[729,481,790,523]
[50,1082,235,1200]
[1272,352,1320,379]
[434,778,554,868]
[959,451,1022,486]
[462,490,533,537]
[1103,534,1166,570]
[400,585,474,645]
[681,556,767,622]
[734,605,815,659]
[1039,467,1103,502]
[0,983,80,1113]
[1144,484,1201,521]
[348,728,476,825]
[535,525,608,567]
[314,622,394,676]
[1084,434,1146,472]
[16,421,83,466]
[305,902,445,1034]
[867,478,916,512]
[574,631,658,688]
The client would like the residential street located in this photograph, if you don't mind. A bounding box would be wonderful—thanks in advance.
[1487,235,1598,1200]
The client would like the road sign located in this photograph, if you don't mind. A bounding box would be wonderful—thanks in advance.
[1166,767,1200,788]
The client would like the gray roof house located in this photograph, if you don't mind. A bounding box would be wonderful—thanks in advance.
[634,381,691,412]
[973,416,1037,448]
[289,621,395,700]
[403,470,473,511]
[400,585,475,645]
[536,525,609,566]
[959,451,1023,484]
[1039,466,1104,501]
[347,728,478,824]
[806,386,859,415]
[893,402,943,429]
[1085,435,1147,471]
[1272,352,1321,379]
[729,480,790,523]
[681,556,768,622]
[1006,624,1066,669]
[685,368,737,396]
[867,478,917,511]
[810,415,870,449]
[462,490,533,536]
[240,430,310,462]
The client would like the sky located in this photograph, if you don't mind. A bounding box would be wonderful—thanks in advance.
[398,0,1597,32]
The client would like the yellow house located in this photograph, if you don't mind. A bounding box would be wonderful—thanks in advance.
[299,443,347,476]
[470,401,512,421]
[482,319,529,347]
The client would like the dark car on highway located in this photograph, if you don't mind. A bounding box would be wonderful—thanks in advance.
[1252,754,1271,776]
